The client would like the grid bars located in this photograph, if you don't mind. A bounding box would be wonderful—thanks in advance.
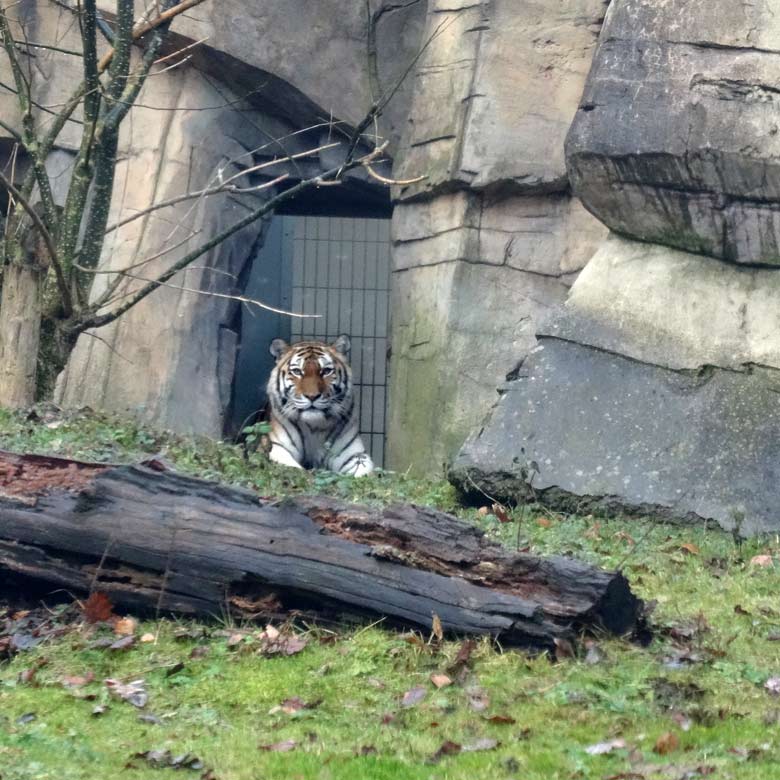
[287,215,392,467]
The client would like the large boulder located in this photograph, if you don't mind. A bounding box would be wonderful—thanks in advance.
[451,236,780,535]
[566,0,780,265]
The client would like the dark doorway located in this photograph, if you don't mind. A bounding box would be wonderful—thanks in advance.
[230,214,392,468]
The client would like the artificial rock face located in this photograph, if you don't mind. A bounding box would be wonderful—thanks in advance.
[566,0,780,265]
[454,0,780,533]
[386,0,610,473]
[452,236,780,535]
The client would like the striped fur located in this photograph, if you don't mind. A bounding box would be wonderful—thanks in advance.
[265,335,374,477]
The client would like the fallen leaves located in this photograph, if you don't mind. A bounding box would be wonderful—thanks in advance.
[82,592,116,624]
[401,686,427,708]
[258,739,297,752]
[269,697,321,715]
[430,673,452,689]
[106,678,148,708]
[447,639,476,674]
[131,750,205,770]
[258,625,308,657]
[764,676,780,696]
[429,737,499,763]
[585,738,627,755]
[653,731,680,755]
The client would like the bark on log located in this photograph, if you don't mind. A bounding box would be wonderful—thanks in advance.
[0,451,643,650]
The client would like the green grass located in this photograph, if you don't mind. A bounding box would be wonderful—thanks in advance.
[2,407,780,779]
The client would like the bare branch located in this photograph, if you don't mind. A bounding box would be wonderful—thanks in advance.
[98,271,321,320]
[97,0,208,72]
[101,142,339,235]
[12,39,83,57]
[77,145,387,334]
[364,162,425,186]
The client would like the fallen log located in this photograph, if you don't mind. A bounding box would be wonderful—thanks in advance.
[0,450,643,650]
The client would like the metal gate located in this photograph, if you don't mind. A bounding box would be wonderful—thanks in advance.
[232,214,392,468]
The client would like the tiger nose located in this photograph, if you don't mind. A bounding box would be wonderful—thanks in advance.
[304,392,320,401]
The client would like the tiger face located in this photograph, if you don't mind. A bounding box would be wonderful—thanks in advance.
[268,335,352,427]
[266,335,373,475]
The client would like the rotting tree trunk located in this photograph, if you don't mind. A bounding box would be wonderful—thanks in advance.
[0,451,644,650]
[0,261,45,408]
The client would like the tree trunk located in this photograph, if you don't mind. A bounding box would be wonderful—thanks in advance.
[0,451,644,650]
[0,259,45,408]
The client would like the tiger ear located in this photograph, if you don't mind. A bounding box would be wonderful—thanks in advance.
[269,338,289,361]
[331,334,351,355]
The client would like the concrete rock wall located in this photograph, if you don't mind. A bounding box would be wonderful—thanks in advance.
[454,0,780,534]
[387,0,609,473]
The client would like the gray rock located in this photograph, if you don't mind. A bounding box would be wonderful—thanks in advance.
[386,1,610,471]
[394,0,608,200]
[451,337,780,536]
[386,191,607,473]
[566,0,780,265]
[550,235,780,371]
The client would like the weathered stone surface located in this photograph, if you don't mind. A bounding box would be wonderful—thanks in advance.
[452,234,780,533]
[99,0,425,152]
[386,1,610,472]
[55,69,273,436]
[394,0,608,200]
[386,252,592,474]
[451,337,780,536]
[566,0,780,265]
[550,235,780,371]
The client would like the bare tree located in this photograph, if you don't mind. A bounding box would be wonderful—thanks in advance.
[0,0,421,408]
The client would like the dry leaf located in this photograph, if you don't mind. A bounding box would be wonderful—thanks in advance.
[751,555,774,568]
[764,677,780,695]
[431,613,444,642]
[485,714,516,725]
[553,637,576,661]
[679,542,700,556]
[653,731,679,755]
[105,678,148,708]
[536,517,551,528]
[492,503,511,523]
[448,639,476,672]
[82,592,115,623]
[113,617,137,637]
[430,740,462,761]
[477,506,490,517]
[62,672,94,688]
[402,686,427,707]
[258,739,297,752]
[430,673,452,689]
[585,738,627,755]
[466,687,490,712]
[584,522,601,540]
[109,635,136,651]
[140,633,156,643]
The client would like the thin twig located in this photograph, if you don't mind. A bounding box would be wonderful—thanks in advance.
[103,270,322,319]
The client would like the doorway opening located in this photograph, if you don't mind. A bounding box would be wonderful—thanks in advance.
[230,213,392,468]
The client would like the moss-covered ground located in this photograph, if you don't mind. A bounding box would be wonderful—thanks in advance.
[1,408,780,779]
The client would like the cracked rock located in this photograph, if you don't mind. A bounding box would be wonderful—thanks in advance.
[566,0,780,265]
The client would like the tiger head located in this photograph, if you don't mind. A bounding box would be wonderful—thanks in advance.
[267,335,353,426]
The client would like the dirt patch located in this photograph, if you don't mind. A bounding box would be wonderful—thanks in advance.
[0,451,107,498]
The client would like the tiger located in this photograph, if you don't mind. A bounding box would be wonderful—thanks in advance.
[265,335,374,477]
